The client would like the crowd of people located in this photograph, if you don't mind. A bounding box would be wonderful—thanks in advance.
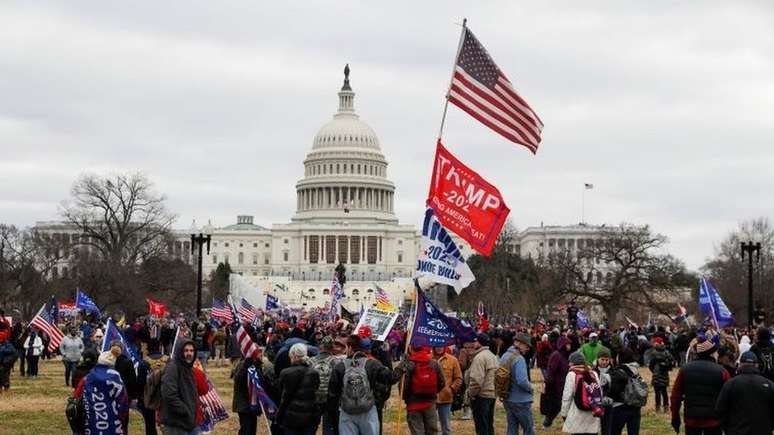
[2,306,774,435]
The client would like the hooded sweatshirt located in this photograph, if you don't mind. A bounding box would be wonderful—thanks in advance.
[545,336,571,399]
[160,339,199,431]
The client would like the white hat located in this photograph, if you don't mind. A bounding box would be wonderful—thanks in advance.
[589,332,599,338]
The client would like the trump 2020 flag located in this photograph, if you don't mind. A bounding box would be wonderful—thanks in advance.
[416,207,475,293]
[699,278,735,328]
[411,285,476,347]
[76,289,101,317]
[102,318,141,368]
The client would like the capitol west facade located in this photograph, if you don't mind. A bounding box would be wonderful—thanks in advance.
[173,70,422,310]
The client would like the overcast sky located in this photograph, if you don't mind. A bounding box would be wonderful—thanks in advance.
[2,1,773,271]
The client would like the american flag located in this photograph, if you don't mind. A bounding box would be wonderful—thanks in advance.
[448,27,544,154]
[200,379,229,431]
[211,298,233,324]
[374,283,395,311]
[30,302,64,353]
[238,298,257,324]
[232,311,261,360]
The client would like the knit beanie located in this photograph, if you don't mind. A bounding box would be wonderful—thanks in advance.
[569,352,586,366]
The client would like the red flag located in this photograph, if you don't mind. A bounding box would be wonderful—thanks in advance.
[427,140,510,255]
[448,27,543,154]
[147,299,168,317]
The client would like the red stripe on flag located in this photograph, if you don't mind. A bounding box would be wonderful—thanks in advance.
[448,94,538,154]
[452,71,542,142]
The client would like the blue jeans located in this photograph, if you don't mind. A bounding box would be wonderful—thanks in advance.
[437,403,452,435]
[339,405,379,435]
[63,360,77,386]
[504,401,534,435]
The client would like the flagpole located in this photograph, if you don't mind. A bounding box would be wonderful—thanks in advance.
[582,184,585,224]
[437,18,468,140]
[395,280,420,435]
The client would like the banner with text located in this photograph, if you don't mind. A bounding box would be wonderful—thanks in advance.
[427,140,510,256]
[416,207,475,293]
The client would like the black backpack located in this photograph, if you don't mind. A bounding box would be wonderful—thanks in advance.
[65,396,85,432]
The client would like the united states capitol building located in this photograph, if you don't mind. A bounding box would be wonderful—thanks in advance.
[36,68,607,311]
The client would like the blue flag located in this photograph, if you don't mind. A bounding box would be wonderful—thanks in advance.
[699,278,735,328]
[266,294,279,311]
[247,365,278,417]
[411,285,476,347]
[102,319,141,368]
[577,309,590,329]
[76,288,101,317]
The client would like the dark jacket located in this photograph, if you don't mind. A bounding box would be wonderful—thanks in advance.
[160,339,198,431]
[232,358,264,414]
[71,348,99,390]
[277,362,320,429]
[114,353,138,400]
[716,365,774,435]
[671,356,729,428]
[648,346,673,387]
[608,362,639,404]
[750,341,774,382]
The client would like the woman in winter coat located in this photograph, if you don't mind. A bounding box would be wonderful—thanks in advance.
[561,352,601,435]
[536,334,554,380]
[277,343,321,435]
[543,335,572,428]
[23,330,43,377]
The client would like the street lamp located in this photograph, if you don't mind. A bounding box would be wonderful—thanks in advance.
[741,241,761,330]
[191,232,212,317]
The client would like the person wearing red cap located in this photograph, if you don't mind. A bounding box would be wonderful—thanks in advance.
[648,337,674,413]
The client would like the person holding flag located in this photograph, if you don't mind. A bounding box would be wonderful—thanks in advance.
[72,347,129,434]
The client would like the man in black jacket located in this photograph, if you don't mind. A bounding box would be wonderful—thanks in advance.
[109,339,137,430]
[232,350,264,435]
[716,351,774,435]
[160,339,199,434]
[750,327,774,382]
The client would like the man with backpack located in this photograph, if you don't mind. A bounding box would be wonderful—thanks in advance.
[312,336,339,435]
[750,327,774,382]
[432,346,462,435]
[328,334,394,435]
[498,332,534,435]
[607,348,647,435]
[139,339,169,435]
[394,346,445,435]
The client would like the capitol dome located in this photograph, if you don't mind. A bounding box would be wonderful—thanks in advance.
[293,65,397,224]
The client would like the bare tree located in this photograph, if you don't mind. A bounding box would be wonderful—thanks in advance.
[60,172,175,267]
[702,217,774,325]
[543,223,691,323]
[0,224,70,317]
[59,172,178,316]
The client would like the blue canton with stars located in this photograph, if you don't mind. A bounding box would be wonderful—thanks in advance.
[457,28,502,89]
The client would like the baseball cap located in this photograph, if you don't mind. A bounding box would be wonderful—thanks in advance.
[740,351,758,364]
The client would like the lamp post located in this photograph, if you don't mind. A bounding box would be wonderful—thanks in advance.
[191,232,212,317]
[741,241,761,330]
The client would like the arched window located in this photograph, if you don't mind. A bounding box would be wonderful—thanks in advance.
[323,288,330,295]
[352,289,360,296]
[238,252,244,264]
[336,164,340,173]
[308,288,315,293]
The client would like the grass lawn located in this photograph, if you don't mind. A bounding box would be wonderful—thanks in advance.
[0,359,675,434]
